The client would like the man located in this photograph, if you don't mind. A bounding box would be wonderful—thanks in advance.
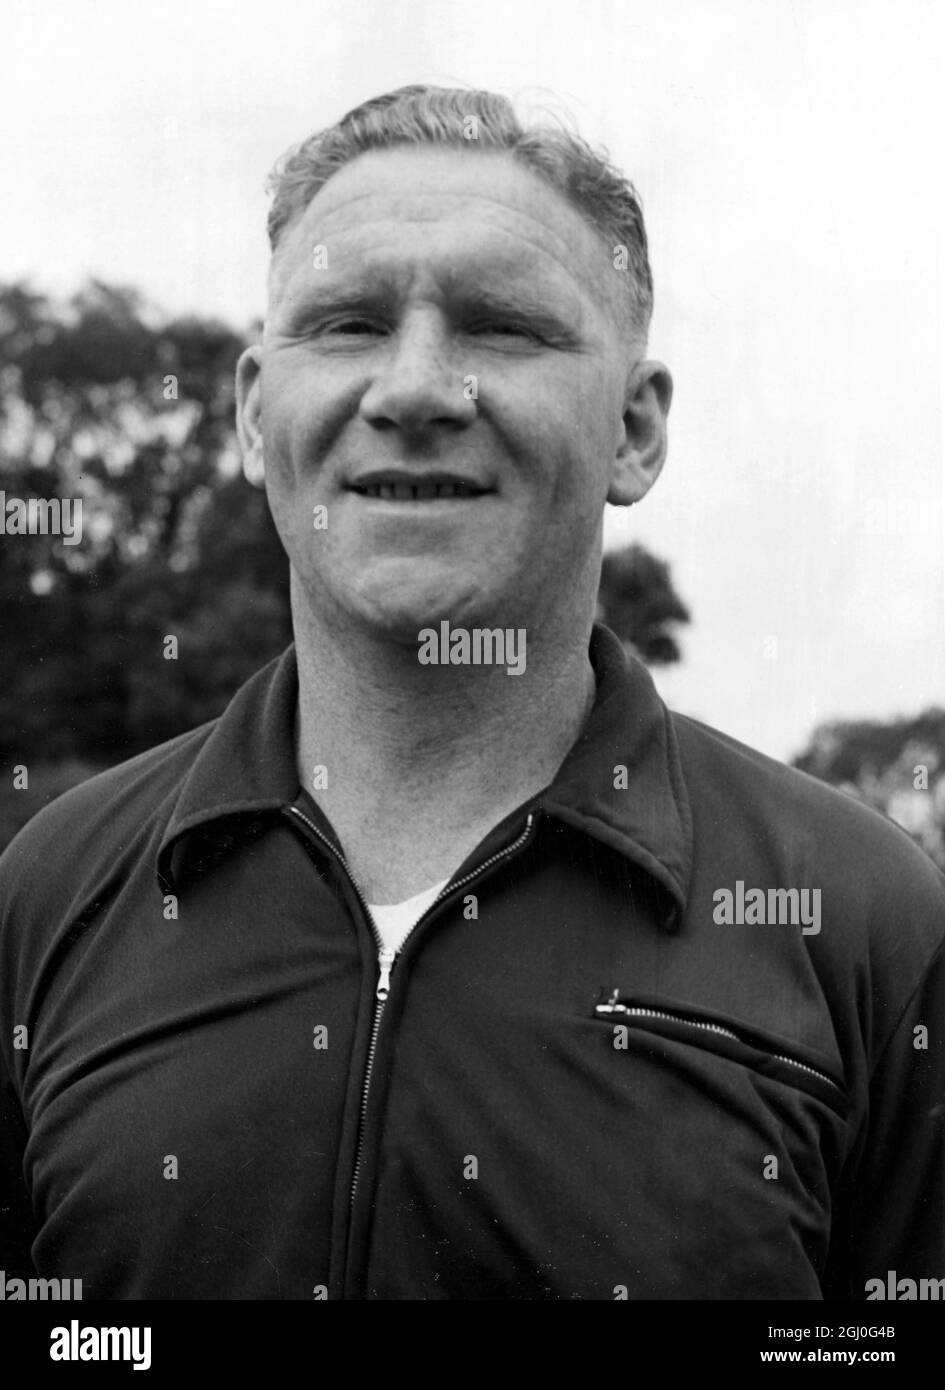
[1,85,943,1301]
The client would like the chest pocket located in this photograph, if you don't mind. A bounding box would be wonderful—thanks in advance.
[594,987,848,1119]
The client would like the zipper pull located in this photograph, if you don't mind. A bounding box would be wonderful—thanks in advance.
[594,986,622,1016]
[376,946,396,1001]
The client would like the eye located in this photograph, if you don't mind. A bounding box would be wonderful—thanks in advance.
[468,321,539,341]
[325,318,385,336]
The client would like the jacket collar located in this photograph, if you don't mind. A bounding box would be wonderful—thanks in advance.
[156,624,693,927]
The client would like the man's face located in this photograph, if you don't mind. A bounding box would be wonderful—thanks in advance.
[238,145,667,642]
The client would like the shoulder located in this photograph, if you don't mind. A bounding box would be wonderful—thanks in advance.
[0,720,215,918]
[672,709,945,953]
[672,708,937,857]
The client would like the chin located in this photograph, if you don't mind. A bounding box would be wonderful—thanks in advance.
[349,565,490,633]
[352,595,462,644]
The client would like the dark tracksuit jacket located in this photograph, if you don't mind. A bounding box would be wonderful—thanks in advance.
[1,624,943,1300]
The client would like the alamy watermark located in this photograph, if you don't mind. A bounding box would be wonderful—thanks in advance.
[865,1271,945,1300]
[417,621,526,676]
[0,493,82,545]
[49,1320,151,1371]
[0,1268,82,1299]
[712,879,821,935]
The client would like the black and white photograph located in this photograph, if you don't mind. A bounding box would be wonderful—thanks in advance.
[1,0,943,1366]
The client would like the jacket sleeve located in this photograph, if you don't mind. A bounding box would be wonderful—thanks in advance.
[0,1039,38,1276]
[823,931,945,1299]
[0,824,41,1277]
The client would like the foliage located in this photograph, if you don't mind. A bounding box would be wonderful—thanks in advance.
[597,543,691,664]
[793,710,945,871]
[0,280,290,769]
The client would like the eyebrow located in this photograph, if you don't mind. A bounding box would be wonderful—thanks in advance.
[453,281,578,324]
[278,271,586,336]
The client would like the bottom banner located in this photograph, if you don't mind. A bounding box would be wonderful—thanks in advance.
[0,1298,940,1378]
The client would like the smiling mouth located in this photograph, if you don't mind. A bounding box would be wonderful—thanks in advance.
[350,481,491,501]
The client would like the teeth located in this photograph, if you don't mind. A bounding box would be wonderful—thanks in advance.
[357,481,484,500]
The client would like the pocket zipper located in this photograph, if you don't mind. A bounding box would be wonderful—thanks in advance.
[594,993,841,1092]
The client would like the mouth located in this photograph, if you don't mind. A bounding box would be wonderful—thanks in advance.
[347,473,493,502]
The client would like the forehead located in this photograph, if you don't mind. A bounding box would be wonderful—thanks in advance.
[269,146,622,323]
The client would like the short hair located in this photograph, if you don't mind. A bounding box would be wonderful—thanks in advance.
[266,85,653,344]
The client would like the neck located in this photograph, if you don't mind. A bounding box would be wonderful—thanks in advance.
[293,580,598,901]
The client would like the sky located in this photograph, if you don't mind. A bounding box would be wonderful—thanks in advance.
[2,0,943,760]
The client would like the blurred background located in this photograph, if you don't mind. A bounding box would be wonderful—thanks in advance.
[1,0,943,867]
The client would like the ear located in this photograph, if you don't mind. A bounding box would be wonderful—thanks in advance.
[607,359,673,507]
[235,345,266,487]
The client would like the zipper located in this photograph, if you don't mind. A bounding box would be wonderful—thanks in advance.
[345,810,538,1206]
[285,803,538,1209]
[594,994,841,1092]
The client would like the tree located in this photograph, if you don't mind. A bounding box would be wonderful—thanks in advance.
[0,279,289,767]
[793,709,945,870]
[597,543,691,664]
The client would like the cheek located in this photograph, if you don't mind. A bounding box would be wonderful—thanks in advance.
[541,413,617,511]
[261,361,337,466]
[502,367,610,456]
[542,366,621,454]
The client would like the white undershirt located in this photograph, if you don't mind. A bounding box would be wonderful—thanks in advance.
[367,879,450,955]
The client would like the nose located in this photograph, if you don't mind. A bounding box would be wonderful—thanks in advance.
[358,309,477,432]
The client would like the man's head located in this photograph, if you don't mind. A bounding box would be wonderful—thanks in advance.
[237,85,672,646]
